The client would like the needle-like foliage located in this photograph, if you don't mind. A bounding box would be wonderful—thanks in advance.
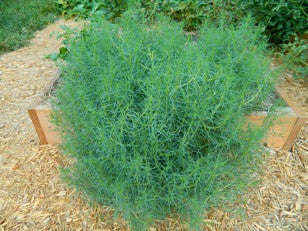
[53,12,276,230]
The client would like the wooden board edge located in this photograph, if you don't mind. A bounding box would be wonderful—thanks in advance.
[46,70,60,97]
[275,85,307,150]
[28,109,48,145]
[275,86,306,119]
[282,117,306,150]
[28,71,60,110]
[28,85,305,148]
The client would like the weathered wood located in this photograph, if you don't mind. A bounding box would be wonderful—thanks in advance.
[28,109,48,145]
[275,86,306,150]
[248,112,297,148]
[283,117,305,150]
[28,102,61,145]
[28,85,307,149]
[275,86,305,118]
[28,104,304,149]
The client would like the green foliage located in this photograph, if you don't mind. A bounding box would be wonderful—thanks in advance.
[57,0,243,29]
[0,0,58,55]
[45,25,78,61]
[56,0,308,79]
[239,0,307,79]
[241,0,308,44]
[56,0,308,43]
[138,0,242,30]
[242,0,308,79]
[57,0,130,19]
[280,36,308,79]
[53,13,276,230]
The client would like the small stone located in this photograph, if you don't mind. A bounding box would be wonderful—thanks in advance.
[295,200,301,211]
[42,217,50,224]
[57,191,66,196]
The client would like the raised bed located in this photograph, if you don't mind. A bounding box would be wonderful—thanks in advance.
[28,83,306,150]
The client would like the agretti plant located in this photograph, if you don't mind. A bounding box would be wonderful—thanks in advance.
[53,12,276,230]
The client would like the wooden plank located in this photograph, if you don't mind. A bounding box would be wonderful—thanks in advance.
[275,86,305,119]
[283,117,305,150]
[266,115,297,148]
[248,113,297,148]
[27,71,60,145]
[33,105,298,148]
[276,86,307,150]
[28,109,48,145]
[34,109,61,145]
[29,86,306,148]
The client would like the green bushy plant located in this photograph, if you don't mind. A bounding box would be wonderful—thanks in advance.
[53,12,276,230]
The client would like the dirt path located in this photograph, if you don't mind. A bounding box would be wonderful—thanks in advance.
[0,19,307,230]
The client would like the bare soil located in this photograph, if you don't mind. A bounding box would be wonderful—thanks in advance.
[0,19,307,230]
